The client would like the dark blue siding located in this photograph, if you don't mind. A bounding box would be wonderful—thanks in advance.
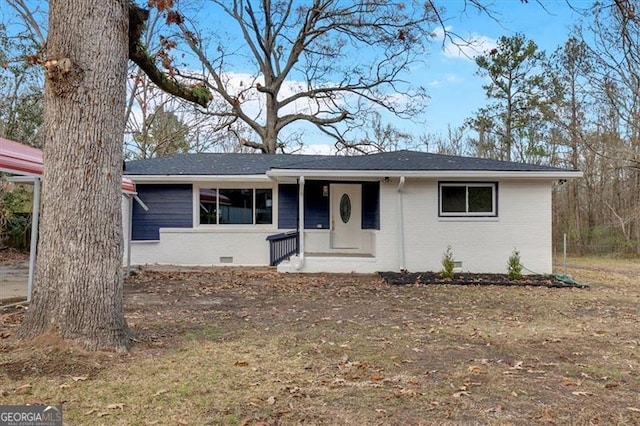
[304,180,330,229]
[362,181,380,230]
[278,184,298,229]
[132,184,193,241]
[277,180,380,231]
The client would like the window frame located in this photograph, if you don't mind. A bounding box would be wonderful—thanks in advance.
[438,182,498,217]
[196,185,274,227]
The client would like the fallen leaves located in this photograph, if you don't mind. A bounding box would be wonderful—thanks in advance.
[3,263,640,424]
[0,312,24,326]
[14,384,32,395]
[106,403,125,410]
[393,388,418,398]
[562,377,582,387]
[467,365,482,375]
[510,361,524,370]
[541,408,554,422]
[85,403,125,419]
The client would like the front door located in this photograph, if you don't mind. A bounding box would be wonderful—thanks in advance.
[331,184,361,249]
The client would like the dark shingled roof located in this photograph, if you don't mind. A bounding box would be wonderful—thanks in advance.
[124,150,576,176]
[124,153,323,175]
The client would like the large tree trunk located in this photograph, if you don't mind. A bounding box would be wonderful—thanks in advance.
[19,0,130,351]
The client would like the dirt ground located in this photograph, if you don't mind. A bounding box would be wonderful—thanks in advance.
[0,258,639,425]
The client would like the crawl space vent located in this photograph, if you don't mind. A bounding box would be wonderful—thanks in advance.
[219,256,233,264]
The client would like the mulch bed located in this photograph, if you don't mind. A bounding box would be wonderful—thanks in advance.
[379,271,589,288]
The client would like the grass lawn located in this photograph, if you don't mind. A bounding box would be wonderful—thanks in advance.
[1,258,640,425]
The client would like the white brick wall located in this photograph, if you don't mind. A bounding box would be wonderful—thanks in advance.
[130,228,274,266]
[395,178,552,274]
[289,178,553,274]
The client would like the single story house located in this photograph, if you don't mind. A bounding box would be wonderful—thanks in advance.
[122,150,581,274]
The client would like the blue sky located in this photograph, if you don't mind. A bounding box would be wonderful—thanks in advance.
[0,1,591,154]
[418,1,588,138]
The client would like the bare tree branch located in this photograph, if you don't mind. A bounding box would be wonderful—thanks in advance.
[171,0,435,153]
[6,0,46,46]
[128,4,211,108]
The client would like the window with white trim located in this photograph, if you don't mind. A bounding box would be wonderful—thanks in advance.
[199,188,273,225]
[439,182,497,217]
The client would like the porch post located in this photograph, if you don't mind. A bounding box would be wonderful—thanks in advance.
[27,177,41,302]
[127,194,133,273]
[298,176,305,258]
[397,176,406,271]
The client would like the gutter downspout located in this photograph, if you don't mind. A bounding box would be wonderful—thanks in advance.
[292,176,305,270]
[26,177,41,303]
[397,176,406,272]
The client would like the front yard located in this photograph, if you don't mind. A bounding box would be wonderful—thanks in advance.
[1,258,639,425]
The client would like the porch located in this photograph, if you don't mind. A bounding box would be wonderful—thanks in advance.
[266,229,377,267]
[267,231,378,273]
[267,177,380,271]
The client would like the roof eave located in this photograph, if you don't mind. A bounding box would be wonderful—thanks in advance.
[124,174,273,183]
[266,169,584,179]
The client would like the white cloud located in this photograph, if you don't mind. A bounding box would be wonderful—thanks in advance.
[442,34,497,60]
[431,25,497,61]
[428,74,462,88]
[208,71,419,132]
[430,25,453,40]
[209,72,354,124]
[298,143,336,155]
[379,92,412,106]
[444,74,461,82]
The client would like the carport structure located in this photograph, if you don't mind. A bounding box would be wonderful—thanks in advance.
[0,136,136,302]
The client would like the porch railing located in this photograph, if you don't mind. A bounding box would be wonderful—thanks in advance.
[266,231,299,266]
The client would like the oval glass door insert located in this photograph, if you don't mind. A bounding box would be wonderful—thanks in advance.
[340,193,351,223]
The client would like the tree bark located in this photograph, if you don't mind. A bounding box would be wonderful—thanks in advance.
[18,0,131,351]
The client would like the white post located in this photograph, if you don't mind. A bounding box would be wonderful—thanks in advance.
[397,177,406,271]
[298,176,305,258]
[27,177,41,302]
[290,176,306,270]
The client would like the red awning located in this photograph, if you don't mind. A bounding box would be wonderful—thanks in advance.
[0,137,43,176]
[121,177,136,194]
[0,136,135,192]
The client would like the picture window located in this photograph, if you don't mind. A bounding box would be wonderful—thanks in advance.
[199,188,272,225]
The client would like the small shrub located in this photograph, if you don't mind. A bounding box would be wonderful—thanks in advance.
[0,183,30,247]
[441,245,455,279]
[507,248,523,280]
